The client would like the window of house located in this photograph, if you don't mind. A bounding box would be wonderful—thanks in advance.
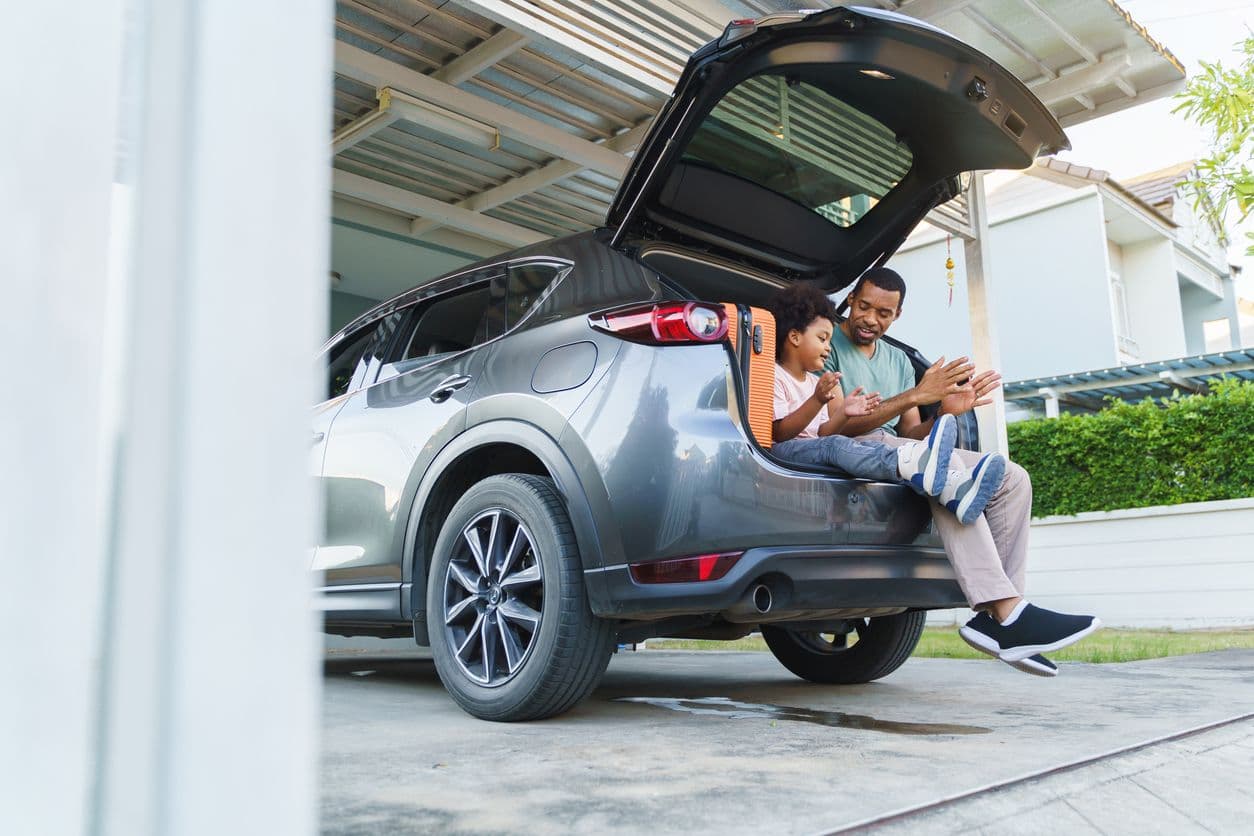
[1109,272,1138,360]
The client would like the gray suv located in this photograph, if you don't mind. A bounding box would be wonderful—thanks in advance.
[313,6,1068,720]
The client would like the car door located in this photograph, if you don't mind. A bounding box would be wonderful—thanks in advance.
[315,270,506,613]
[311,314,402,574]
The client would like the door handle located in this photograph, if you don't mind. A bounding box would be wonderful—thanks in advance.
[311,431,325,445]
[429,374,472,403]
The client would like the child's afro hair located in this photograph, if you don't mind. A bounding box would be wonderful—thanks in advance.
[767,283,839,361]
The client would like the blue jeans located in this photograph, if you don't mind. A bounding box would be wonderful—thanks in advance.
[771,435,901,482]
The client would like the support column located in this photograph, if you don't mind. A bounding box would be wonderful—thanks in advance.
[1040,387,1062,419]
[963,172,1010,454]
[3,1,329,833]
[1,4,125,832]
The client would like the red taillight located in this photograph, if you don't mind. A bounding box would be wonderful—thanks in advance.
[629,552,742,584]
[590,302,729,345]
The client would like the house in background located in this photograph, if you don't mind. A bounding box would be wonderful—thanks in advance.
[884,158,1243,385]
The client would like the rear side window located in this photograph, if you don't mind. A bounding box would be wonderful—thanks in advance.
[682,73,912,228]
[323,312,401,400]
[506,262,565,328]
[394,276,505,363]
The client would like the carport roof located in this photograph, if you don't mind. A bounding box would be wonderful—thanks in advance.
[1004,349,1254,414]
[330,0,1187,269]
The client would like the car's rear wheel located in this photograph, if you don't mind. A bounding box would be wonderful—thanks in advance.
[761,611,926,684]
[427,474,614,721]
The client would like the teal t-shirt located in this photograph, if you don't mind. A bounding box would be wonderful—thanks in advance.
[824,325,915,436]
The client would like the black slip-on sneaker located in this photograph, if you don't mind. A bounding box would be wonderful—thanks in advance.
[959,604,1100,663]
[959,614,1058,677]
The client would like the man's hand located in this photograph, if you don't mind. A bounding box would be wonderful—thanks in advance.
[843,386,881,417]
[939,369,1002,416]
[914,356,976,405]
[812,371,842,403]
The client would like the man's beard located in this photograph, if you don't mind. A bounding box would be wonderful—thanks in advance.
[848,323,878,345]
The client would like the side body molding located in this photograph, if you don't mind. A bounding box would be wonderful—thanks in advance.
[399,418,619,621]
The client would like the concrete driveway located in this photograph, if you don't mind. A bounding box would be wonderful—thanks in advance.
[320,644,1254,834]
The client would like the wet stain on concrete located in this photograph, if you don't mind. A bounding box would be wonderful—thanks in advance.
[616,696,990,735]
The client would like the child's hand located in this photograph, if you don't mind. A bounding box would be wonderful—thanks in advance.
[813,371,842,403]
[843,387,881,417]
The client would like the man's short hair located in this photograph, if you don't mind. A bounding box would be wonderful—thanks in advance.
[851,267,907,309]
[767,283,839,361]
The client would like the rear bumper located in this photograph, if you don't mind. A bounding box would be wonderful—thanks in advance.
[589,545,965,619]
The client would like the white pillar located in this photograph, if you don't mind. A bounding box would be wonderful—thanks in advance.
[2,1,331,833]
[1,5,125,833]
[1041,388,1062,419]
[963,172,1010,454]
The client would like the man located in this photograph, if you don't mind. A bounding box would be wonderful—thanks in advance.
[823,267,1099,677]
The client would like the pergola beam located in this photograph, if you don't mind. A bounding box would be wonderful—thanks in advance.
[1010,360,1254,400]
[409,120,652,238]
[333,169,547,247]
[335,41,631,179]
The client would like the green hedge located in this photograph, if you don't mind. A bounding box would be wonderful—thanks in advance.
[1007,378,1254,517]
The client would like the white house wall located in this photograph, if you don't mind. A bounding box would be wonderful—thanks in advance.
[889,192,1117,381]
[1122,237,1188,359]
[1179,279,1240,355]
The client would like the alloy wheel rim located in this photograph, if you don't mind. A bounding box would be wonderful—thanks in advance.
[795,618,869,654]
[443,508,544,687]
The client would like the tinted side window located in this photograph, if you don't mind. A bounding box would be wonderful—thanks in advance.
[325,327,375,401]
[394,277,505,363]
[323,312,403,400]
[506,263,564,328]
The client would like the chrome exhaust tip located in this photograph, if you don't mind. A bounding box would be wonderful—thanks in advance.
[751,583,772,614]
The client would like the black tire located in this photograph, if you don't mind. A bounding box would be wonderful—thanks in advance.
[427,474,614,721]
[761,611,926,684]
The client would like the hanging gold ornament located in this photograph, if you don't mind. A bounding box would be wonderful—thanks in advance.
[945,235,955,307]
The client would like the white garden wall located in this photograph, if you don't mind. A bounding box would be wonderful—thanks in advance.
[927,497,1254,629]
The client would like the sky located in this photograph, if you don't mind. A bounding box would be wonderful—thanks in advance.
[1053,0,1254,301]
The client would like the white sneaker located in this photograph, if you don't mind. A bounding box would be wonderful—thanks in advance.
[937,453,1006,525]
[896,413,956,497]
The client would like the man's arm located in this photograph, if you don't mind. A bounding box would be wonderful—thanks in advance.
[837,389,920,437]
[838,355,975,437]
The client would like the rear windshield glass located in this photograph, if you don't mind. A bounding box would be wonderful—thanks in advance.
[682,73,912,228]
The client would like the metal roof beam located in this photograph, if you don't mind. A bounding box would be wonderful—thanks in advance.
[335,41,631,178]
[448,0,676,95]
[333,169,547,247]
[332,196,506,259]
[410,120,651,238]
[331,106,400,155]
[1057,78,1186,128]
[433,29,529,84]
[1032,52,1131,105]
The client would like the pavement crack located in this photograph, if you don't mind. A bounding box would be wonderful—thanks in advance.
[1063,799,1107,835]
[1127,777,1218,834]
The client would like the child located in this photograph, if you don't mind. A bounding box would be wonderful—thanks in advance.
[768,284,1005,524]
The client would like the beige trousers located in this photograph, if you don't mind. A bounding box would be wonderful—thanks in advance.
[860,430,1030,608]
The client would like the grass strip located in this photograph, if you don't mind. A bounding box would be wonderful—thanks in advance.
[643,627,1254,663]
